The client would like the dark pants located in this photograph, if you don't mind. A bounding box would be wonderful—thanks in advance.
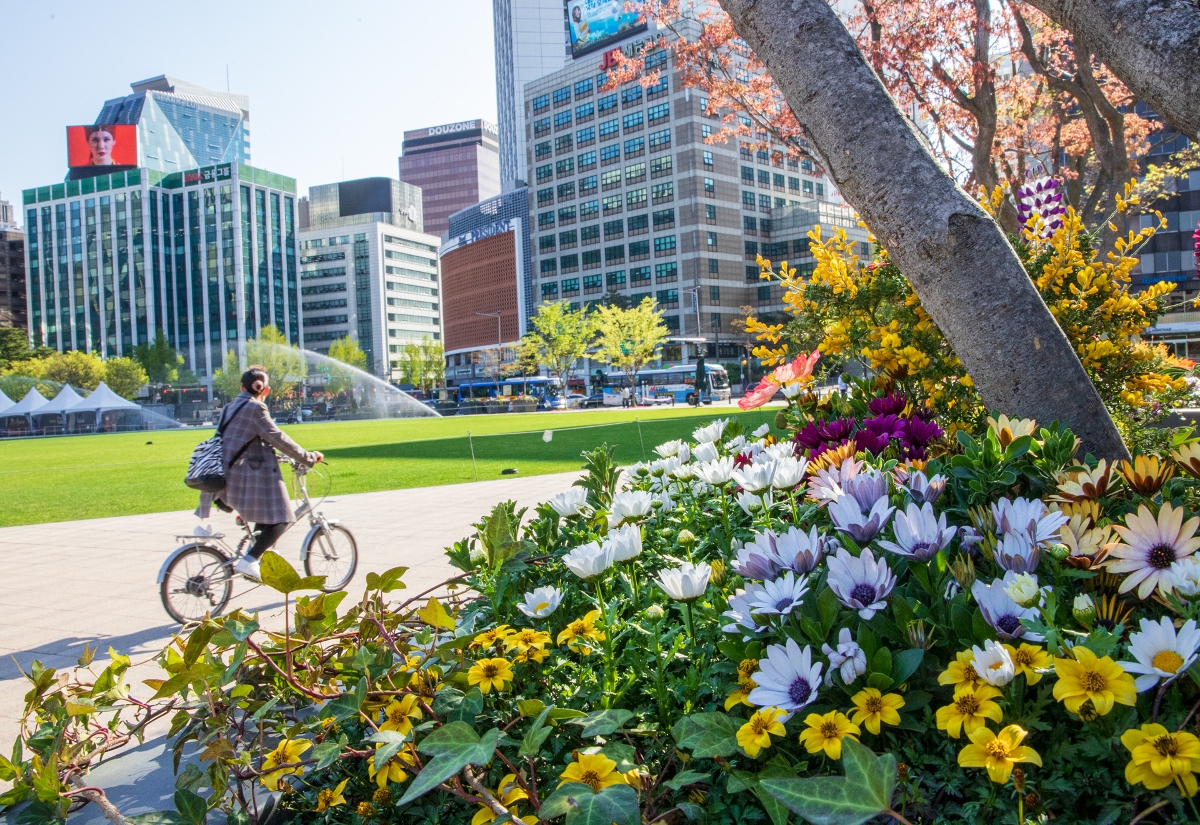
[248,523,289,559]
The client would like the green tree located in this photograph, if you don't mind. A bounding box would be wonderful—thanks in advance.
[211,349,243,401]
[592,298,670,392]
[246,325,307,404]
[326,336,369,396]
[399,340,445,393]
[104,356,149,400]
[0,327,30,367]
[519,302,595,385]
[43,351,105,392]
[132,333,184,385]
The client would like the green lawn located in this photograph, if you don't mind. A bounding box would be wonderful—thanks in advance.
[0,405,775,526]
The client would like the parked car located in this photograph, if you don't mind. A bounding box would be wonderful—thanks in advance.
[565,393,587,409]
[581,392,605,409]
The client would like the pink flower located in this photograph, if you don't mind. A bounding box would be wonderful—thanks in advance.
[739,377,780,410]
[773,351,821,384]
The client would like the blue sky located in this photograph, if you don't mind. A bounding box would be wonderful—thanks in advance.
[0,0,498,219]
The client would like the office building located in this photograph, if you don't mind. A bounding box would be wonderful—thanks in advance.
[0,193,18,230]
[1,226,26,332]
[399,120,501,238]
[298,177,441,379]
[23,163,302,377]
[441,189,532,385]
[493,0,571,190]
[524,21,839,363]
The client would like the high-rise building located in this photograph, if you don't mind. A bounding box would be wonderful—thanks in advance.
[440,189,532,385]
[0,193,19,230]
[399,120,501,238]
[0,224,27,333]
[493,0,570,190]
[298,178,441,379]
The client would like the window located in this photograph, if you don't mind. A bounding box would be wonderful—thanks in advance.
[533,94,550,111]
[584,274,603,292]
[802,180,814,194]
[657,289,679,308]
[622,86,643,105]
[539,235,556,253]
[628,214,649,235]
[535,141,552,159]
[707,231,718,249]
[787,158,799,171]
[648,103,669,122]
[746,265,759,281]
[654,235,677,256]
[624,137,645,157]
[788,176,800,191]
[703,150,714,167]
[743,215,758,232]
[647,76,669,98]
[556,158,575,177]
[663,314,680,332]
[557,181,575,200]
[541,281,558,297]
[742,165,754,183]
[648,128,671,150]
[602,169,622,190]
[651,182,674,204]
[759,194,772,210]
[598,93,617,112]
[629,240,650,260]
[553,87,571,105]
[653,208,675,230]
[562,277,580,296]
[607,271,626,288]
[556,135,574,154]
[534,117,551,136]
[745,241,759,258]
[559,205,576,225]
[537,187,554,207]
[600,119,620,138]
[604,219,624,239]
[625,162,647,183]
[602,194,623,215]
[537,164,553,183]
[711,313,722,331]
[761,219,772,233]
[582,249,601,269]
[704,177,715,196]
[758,169,770,185]
[802,159,814,171]
[540,259,557,275]
[630,266,651,285]
[569,302,582,311]
[741,145,753,160]
[709,285,720,303]
[708,258,720,274]
[773,173,785,188]
[559,229,577,249]
[701,124,713,139]
[580,175,598,195]
[757,148,769,162]
[580,200,599,219]
[577,127,596,149]
[538,211,555,229]
[575,78,593,97]
[581,224,600,242]
[561,254,579,273]
[626,188,647,208]
[575,102,594,120]
[605,244,625,263]
[579,150,597,170]
[600,144,621,165]
[645,50,668,70]
[758,285,771,302]
[705,204,717,223]
[554,111,572,129]
[655,261,678,282]
[816,183,825,197]
[651,155,673,178]
[623,112,644,132]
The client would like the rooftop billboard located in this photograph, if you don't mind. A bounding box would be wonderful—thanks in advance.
[568,0,647,59]
[67,124,138,180]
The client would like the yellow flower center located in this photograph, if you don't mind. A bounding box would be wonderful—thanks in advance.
[1013,649,1033,667]
[578,770,602,791]
[570,621,586,635]
[482,663,499,679]
[865,696,884,714]
[1080,670,1107,692]
[317,789,333,808]
[1152,650,1185,674]
[1153,734,1180,757]
[750,715,770,735]
[963,664,980,682]
[388,708,405,724]
[955,694,981,714]
[819,721,840,738]
[985,740,1011,760]
[357,801,373,817]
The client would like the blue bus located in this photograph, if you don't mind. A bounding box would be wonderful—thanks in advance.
[601,363,731,406]
[455,376,565,409]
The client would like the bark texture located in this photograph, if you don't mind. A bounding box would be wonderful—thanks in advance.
[1020,0,1200,139]
[717,0,1129,458]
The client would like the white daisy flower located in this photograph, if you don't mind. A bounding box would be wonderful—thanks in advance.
[604,524,643,562]
[722,585,770,638]
[1110,503,1200,599]
[1002,572,1041,608]
[691,441,719,464]
[770,457,808,490]
[763,441,795,460]
[656,561,712,602]
[821,627,866,686]
[516,586,563,619]
[826,547,896,620]
[993,531,1042,574]
[752,423,772,439]
[992,497,1068,546]
[971,639,1015,687]
[971,578,1043,641]
[781,382,804,399]
[774,525,827,574]
[878,501,956,562]
[734,462,776,493]
[748,571,810,616]
[828,493,894,543]
[693,418,729,444]
[725,435,748,453]
[654,440,690,462]
[549,488,588,518]
[737,490,773,517]
[1171,557,1200,599]
[1123,617,1200,692]
[747,637,824,711]
[695,457,736,486]
[562,541,616,580]
[608,490,653,528]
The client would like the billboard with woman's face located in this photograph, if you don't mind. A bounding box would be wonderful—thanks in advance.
[66,124,138,178]
[568,0,647,58]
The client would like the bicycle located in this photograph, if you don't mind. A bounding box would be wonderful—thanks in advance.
[158,457,358,623]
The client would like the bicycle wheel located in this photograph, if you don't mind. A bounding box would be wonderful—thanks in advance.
[303,523,358,592]
[160,544,234,623]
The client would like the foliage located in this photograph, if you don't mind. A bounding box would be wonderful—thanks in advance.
[520,302,596,384]
[0,327,35,368]
[132,333,185,385]
[210,349,242,402]
[102,356,148,400]
[591,297,670,388]
[247,325,307,402]
[396,340,445,393]
[41,350,105,393]
[325,336,369,396]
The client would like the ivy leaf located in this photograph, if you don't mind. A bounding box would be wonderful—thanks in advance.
[519,707,554,759]
[222,617,259,642]
[173,788,208,825]
[126,815,184,825]
[258,551,325,594]
[760,738,896,825]
[569,709,634,737]
[365,566,409,593]
[369,730,409,769]
[398,722,500,806]
[672,712,739,759]
[540,783,639,825]
[311,736,348,771]
[417,597,456,630]
[662,769,710,791]
[318,677,368,722]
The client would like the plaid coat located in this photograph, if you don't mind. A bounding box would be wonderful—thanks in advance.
[217,392,317,524]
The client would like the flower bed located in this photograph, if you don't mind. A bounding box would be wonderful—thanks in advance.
[9,379,1200,824]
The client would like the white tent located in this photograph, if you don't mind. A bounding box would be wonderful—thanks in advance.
[1,387,49,433]
[66,382,139,413]
[0,388,13,414]
[32,385,86,433]
[65,382,142,432]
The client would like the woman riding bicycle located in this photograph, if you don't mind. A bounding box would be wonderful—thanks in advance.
[216,366,323,580]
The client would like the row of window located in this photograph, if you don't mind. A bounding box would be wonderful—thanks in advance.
[542,235,678,274]
[539,209,675,252]
[531,59,668,113]
[538,182,675,228]
[739,145,817,173]
[739,166,823,195]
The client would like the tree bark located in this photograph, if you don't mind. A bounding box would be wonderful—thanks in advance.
[1019,0,1200,139]
[716,0,1129,459]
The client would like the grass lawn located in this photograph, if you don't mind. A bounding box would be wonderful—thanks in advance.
[0,404,777,526]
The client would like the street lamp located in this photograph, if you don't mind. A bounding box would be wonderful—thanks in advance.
[476,311,502,394]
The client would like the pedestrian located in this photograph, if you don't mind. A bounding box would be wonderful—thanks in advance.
[621,386,631,408]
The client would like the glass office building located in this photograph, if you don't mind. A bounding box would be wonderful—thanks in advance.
[22,163,303,378]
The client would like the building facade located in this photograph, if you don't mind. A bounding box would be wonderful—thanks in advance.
[22,163,302,377]
[524,26,838,362]
[493,0,571,190]
[441,189,532,385]
[298,178,441,379]
[0,228,26,332]
[399,120,501,238]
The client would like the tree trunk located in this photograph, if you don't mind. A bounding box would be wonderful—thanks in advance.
[717,0,1129,459]
[1020,0,1200,140]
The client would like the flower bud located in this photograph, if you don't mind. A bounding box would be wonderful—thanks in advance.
[644,604,665,621]
[950,554,976,590]
[678,529,696,546]
[774,411,789,430]
[709,559,727,586]
[1012,767,1025,792]
[1046,543,1069,561]
[905,619,935,651]
[1004,573,1040,608]
[897,763,909,783]
[1072,593,1096,625]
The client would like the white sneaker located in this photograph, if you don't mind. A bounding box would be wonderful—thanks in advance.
[234,556,261,581]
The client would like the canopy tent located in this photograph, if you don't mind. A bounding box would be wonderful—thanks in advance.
[1,388,49,435]
[0,388,13,414]
[32,385,86,434]
[65,382,142,433]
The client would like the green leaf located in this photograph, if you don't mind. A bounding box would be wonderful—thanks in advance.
[868,646,892,679]
[399,722,500,806]
[520,707,553,759]
[369,730,409,769]
[127,814,184,825]
[365,566,409,593]
[182,625,217,668]
[892,649,924,684]
[817,587,840,635]
[222,617,258,642]
[318,677,368,722]
[547,708,589,726]
[672,712,739,759]
[540,783,639,825]
[173,788,208,825]
[569,709,634,737]
[311,736,347,771]
[445,687,485,724]
[258,551,326,594]
[517,699,546,717]
[663,769,710,791]
[760,739,896,825]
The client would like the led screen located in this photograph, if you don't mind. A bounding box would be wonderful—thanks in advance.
[568,0,648,58]
[66,124,138,178]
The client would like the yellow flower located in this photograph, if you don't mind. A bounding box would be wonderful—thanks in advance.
[471,773,535,825]
[736,707,789,757]
[556,610,606,655]
[725,678,756,710]
[367,743,416,789]
[1002,643,1054,685]
[958,724,1042,784]
[468,657,514,694]
[936,685,1003,739]
[471,624,514,650]
[1122,723,1200,796]
[314,778,349,812]
[380,694,424,736]
[559,753,629,791]
[798,710,860,760]
[259,738,312,789]
[938,650,981,690]
[505,628,553,663]
[1052,647,1137,716]
[849,688,905,735]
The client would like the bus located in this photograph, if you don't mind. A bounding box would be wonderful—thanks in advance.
[454,376,565,410]
[602,363,731,406]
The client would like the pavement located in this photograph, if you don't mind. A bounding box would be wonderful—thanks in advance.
[0,470,579,822]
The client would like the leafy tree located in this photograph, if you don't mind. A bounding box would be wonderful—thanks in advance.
[246,325,307,403]
[0,327,30,366]
[325,336,369,396]
[132,333,184,385]
[211,349,243,401]
[103,356,149,400]
[43,351,105,392]
[519,302,595,385]
[592,297,670,392]
[398,340,445,393]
